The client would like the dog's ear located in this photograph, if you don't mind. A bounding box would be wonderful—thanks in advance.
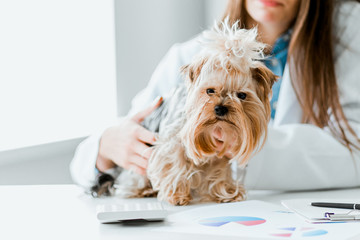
[251,63,278,103]
[180,57,208,85]
[180,64,194,83]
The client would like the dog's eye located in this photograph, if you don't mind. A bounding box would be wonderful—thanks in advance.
[206,88,215,95]
[237,92,247,100]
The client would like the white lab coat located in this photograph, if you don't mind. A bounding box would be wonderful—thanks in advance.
[70,2,360,191]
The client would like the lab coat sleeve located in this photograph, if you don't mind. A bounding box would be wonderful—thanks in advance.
[244,2,360,190]
[127,41,199,117]
[70,40,201,188]
[244,124,360,190]
[69,132,103,189]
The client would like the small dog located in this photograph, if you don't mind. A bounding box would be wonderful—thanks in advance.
[117,20,276,205]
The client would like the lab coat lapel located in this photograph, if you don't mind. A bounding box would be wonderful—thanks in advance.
[273,64,303,126]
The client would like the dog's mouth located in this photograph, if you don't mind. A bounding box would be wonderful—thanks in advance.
[214,137,224,146]
[212,126,224,141]
[209,123,239,158]
[212,126,227,152]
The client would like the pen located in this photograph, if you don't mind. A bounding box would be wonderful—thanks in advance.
[311,202,360,210]
[324,212,360,220]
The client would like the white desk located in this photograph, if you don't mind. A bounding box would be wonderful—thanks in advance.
[0,185,359,240]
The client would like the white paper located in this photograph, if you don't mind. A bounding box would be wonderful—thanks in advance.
[153,200,360,239]
[282,199,360,223]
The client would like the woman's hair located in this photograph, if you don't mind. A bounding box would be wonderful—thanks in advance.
[222,0,360,151]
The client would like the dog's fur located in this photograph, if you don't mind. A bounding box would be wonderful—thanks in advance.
[117,20,277,205]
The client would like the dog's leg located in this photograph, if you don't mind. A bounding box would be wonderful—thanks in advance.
[166,182,192,206]
[133,181,158,198]
[147,137,194,206]
[212,183,246,203]
[203,161,246,203]
[116,171,157,198]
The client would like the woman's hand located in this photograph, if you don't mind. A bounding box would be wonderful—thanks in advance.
[96,97,163,175]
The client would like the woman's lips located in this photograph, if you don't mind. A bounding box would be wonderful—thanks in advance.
[258,0,282,7]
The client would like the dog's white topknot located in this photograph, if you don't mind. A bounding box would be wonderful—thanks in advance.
[201,17,266,73]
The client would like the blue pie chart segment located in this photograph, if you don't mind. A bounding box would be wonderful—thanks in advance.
[199,216,266,227]
[270,227,328,238]
[302,229,328,237]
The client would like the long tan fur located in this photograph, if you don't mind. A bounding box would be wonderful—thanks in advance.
[121,20,276,205]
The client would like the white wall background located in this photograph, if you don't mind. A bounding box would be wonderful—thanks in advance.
[0,0,227,185]
[116,0,227,115]
[204,0,228,28]
[0,0,117,151]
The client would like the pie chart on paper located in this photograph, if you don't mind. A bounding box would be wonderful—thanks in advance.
[270,227,328,238]
[199,216,266,227]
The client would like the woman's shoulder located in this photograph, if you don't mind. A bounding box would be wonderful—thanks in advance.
[335,0,360,17]
[167,33,205,65]
[334,1,360,40]
[333,1,360,59]
[333,1,360,99]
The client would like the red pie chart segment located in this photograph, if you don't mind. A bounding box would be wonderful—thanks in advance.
[199,216,266,227]
[236,219,266,226]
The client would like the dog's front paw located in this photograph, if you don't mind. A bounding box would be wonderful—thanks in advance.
[136,187,158,198]
[216,191,245,203]
[210,185,246,203]
[167,194,192,206]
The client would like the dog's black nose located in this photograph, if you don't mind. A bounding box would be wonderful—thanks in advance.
[214,105,228,116]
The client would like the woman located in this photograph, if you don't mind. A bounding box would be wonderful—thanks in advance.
[70,0,360,192]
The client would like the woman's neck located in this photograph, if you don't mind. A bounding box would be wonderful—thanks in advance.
[246,16,289,47]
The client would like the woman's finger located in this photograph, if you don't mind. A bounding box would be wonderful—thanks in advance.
[132,141,153,160]
[132,96,163,123]
[129,154,148,169]
[136,127,157,146]
[129,163,146,176]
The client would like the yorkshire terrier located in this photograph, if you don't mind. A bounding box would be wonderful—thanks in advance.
[115,20,276,205]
